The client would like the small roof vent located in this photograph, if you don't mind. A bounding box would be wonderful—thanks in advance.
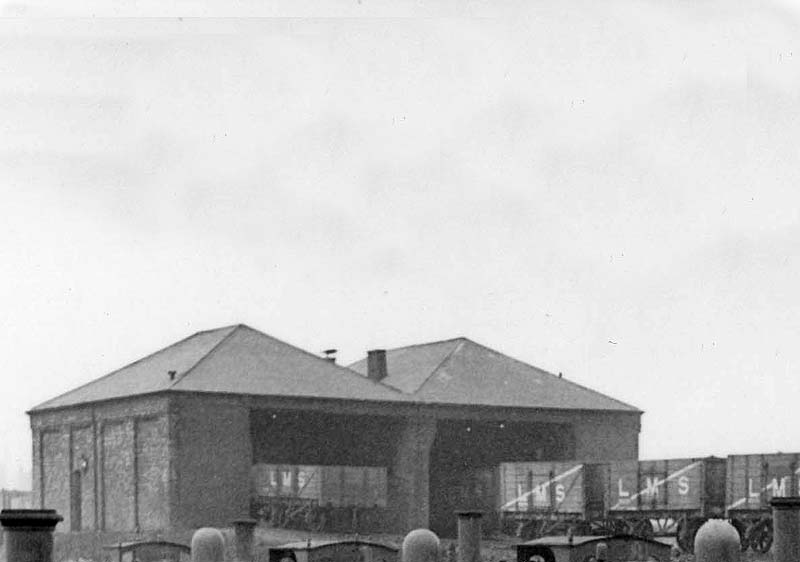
[322,349,337,363]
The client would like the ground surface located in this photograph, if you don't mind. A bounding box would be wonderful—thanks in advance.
[0,526,776,562]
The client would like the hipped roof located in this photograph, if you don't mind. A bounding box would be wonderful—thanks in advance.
[30,324,404,411]
[348,338,639,412]
[30,324,639,414]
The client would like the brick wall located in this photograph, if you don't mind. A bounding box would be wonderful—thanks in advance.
[32,429,41,509]
[30,395,171,533]
[572,413,640,461]
[173,395,251,529]
[101,420,135,531]
[136,416,169,530]
[71,425,95,530]
[41,430,70,528]
[30,392,640,536]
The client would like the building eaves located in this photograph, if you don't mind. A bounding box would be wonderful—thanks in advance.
[27,325,239,413]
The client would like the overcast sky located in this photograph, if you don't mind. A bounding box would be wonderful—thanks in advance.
[2,1,800,490]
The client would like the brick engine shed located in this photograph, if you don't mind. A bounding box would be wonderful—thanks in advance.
[28,324,640,536]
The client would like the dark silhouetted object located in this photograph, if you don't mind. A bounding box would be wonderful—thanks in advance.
[233,518,257,562]
[771,497,800,562]
[456,512,482,562]
[0,509,62,562]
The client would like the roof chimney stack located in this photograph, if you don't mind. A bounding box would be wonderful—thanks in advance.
[367,349,388,382]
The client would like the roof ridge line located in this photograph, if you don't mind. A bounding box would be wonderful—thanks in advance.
[170,324,241,387]
[225,325,407,394]
[464,338,641,412]
[27,326,236,412]
[370,336,468,355]
[412,338,466,393]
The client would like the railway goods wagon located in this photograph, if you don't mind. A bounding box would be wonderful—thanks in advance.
[724,452,800,553]
[605,457,726,551]
[498,462,606,538]
[494,457,727,551]
[251,464,388,531]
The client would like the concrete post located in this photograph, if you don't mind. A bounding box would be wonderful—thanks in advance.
[0,509,63,562]
[771,496,800,562]
[594,542,607,562]
[401,529,440,562]
[456,511,482,562]
[232,518,257,562]
[694,519,740,562]
[192,527,225,562]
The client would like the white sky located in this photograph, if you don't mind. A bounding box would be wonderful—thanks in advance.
[2,1,800,490]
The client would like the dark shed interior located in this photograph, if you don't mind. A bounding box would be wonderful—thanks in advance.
[428,419,573,537]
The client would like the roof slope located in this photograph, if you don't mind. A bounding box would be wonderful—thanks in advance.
[348,338,464,394]
[32,325,238,411]
[32,325,637,414]
[31,324,404,412]
[170,325,404,401]
[349,338,639,412]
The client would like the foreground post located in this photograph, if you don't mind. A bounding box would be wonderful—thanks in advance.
[594,542,607,562]
[232,518,257,562]
[192,527,225,562]
[771,497,800,562]
[694,519,740,562]
[401,529,440,562]
[0,509,62,562]
[456,511,482,562]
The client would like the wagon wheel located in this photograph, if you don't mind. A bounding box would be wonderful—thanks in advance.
[603,517,630,535]
[586,517,621,536]
[517,520,535,540]
[305,506,326,532]
[632,519,654,539]
[570,520,592,536]
[749,519,773,554]
[270,503,287,528]
[278,502,294,528]
[502,517,521,537]
[585,518,607,536]
[544,520,569,537]
[676,517,704,553]
[649,517,674,536]
[730,518,749,552]
[675,518,691,553]
[520,519,547,540]
[288,503,308,528]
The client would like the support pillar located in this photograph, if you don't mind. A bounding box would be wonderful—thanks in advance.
[0,509,63,562]
[389,417,437,533]
[771,497,800,562]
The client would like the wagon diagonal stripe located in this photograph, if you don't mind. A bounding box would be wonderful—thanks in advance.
[500,464,583,510]
[726,472,799,510]
[610,461,702,510]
